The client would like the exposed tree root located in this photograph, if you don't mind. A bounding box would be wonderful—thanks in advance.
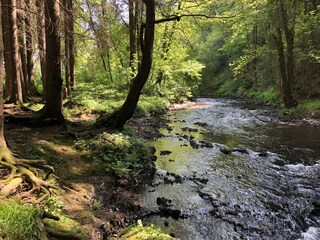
[0,147,57,203]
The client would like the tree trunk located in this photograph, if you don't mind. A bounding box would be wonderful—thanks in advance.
[63,0,70,95]
[25,0,36,95]
[68,0,75,91]
[1,0,12,98]
[129,0,137,74]
[36,0,46,97]
[278,0,297,108]
[85,0,108,72]
[101,0,155,130]
[17,0,28,100]
[39,0,64,124]
[0,1,6,147]
[8,0,23,103]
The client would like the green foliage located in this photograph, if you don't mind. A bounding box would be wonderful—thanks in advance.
[280,100,320,119]
[75,132,151,178]
[44,196,65,216]
[118,220,175,240]
[134,96,170,117]
[246,88,281,104]
[0,201,41,240]
[65,82,170,119]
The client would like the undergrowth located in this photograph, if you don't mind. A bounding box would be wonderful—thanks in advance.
[279,99,320,119]
[64,83,170,119]
[75,130,152,178]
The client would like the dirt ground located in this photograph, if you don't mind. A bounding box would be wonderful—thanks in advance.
[4,108,166,240]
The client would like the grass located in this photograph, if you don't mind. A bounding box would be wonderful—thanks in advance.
[279,99,320,119]
[0,201,42,240]
[64,83,170,119]
[118,220,175,240]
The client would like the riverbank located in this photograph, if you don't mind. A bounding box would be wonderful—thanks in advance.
[3,110,169,239]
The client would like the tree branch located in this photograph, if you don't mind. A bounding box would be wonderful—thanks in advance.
[155,13,236,24]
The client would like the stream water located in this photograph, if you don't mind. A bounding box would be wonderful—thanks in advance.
[141,98,320,240]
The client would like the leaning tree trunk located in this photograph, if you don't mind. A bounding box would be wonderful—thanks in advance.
[38,0,64,124]
[98,0,155,130]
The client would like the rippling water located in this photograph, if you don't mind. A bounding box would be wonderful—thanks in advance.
[141,98,320,240]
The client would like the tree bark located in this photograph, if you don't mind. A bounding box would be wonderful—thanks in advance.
[277,0,297,108]
[1,0,12,98]
[63,0,70,95]
[36,0,46,97]
[0,1,6,147]
[8,0,23,103]
[68,0,75,91]
[129,0,137,74]
[17,0,28,100]
[38,0,64,124]
[25,0,36,95]
[99,0,155,129]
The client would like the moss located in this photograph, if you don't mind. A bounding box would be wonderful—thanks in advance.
[118,220,175,240]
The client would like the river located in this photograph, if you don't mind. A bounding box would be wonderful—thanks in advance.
[141,98,320,240]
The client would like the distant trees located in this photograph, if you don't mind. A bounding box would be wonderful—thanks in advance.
[195,0,320,107]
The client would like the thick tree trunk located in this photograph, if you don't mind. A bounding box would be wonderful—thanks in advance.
[102,0,155,129]
[1,0,12,98]
[8,0,23,103]
[36,0,46,97]
[39,0,64,124]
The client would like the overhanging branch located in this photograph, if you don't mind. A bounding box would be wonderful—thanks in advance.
[155,13,236,24]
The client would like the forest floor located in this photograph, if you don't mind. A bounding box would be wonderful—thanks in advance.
[4,106,167,240]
